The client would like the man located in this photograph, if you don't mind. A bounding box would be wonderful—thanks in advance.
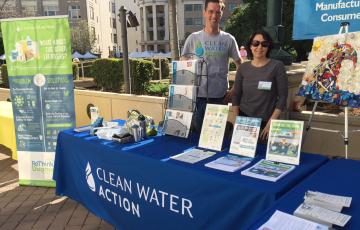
[181,0,241,132]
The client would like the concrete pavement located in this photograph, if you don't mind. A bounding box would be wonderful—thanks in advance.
[0,145,115,230]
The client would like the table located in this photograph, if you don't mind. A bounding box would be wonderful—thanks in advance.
[0,101,17,160]
[248,158,360,230]
[54,125,327,230]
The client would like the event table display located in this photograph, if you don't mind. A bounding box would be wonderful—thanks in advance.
[248,158,360,230]
[53,122,328,229]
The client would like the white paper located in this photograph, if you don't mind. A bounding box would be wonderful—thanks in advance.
[266,120,304,165]
[171,148,216,164]
[205,155,252,172]
[294,203,351,227]
[171,60,199,85]
[241,159,295,182]
[199,104,229,151]
[305,190,352,208]
[90,106,99,124]
[258,210,329,230]
[229,116,261,157]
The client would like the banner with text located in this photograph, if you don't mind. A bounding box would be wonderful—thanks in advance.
[1,16,75,187]
[293,0,360,40]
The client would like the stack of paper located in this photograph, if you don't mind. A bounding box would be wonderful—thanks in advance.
[205,155,252,172]
[241,159,295,182]
[293,191,352,228]
[167,84,197,112]
[163,109,193,138]
[171,60,200,85]
[170,148,216,164]
[259,210,329,230]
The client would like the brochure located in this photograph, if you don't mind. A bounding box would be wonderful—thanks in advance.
[199,104,229,151]
[171,148,216,164]
[266,120,304,165]
[163,109,193,138]
[241,159,295,182]
[294,203,351,227]
[205,154,252,172]
[171,60,199,85]
[229,116,261,157]
[167,84,197,112]
[259,210,329,230]
[304,190,352,212]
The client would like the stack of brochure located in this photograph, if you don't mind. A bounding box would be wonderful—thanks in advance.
[259,210,329,230]
[293,191,352,228]
[205,155,252,172]
[170,148,216,164]
[241,159,295,182]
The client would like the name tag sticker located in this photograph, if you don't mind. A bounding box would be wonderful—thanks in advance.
[258,81,272,90]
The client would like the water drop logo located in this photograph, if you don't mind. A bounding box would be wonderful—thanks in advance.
[195,41,204,57]
[86,162,96,192]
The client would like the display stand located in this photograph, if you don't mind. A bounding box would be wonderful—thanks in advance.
[303,22,360,159]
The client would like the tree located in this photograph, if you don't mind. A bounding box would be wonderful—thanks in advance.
[70,20,97,54]
[224,0,312,61]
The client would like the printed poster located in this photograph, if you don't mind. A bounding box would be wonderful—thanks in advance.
[163,109,193,138]
[1,16,75,187]
[266,120,304,165]
[298,32,360,107]
[199,104,229,151]
[229,116,261,158]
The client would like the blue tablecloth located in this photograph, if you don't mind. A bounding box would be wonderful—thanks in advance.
[53,125,327,230]
[248,158,360,230]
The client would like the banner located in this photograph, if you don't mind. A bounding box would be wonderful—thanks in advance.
[293,0,360,40]
[1,16,75,187]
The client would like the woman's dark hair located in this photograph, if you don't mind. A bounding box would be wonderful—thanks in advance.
[246,30,274,59]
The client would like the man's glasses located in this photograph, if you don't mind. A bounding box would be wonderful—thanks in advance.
[251,40,270,48]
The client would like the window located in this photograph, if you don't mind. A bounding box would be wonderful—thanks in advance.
[113,34,117,43]
[185,18,193,26]
[112,3,116,13]
[44,5,58,16]
[68,5,81,19]
[194,4,202,11]
[112,18,116,29]
[184,5,193,11]
[89,6,94,20]
[194,18,202,25]
[90,27,96,40]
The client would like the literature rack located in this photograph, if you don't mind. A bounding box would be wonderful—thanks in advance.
[162,59,204,138]
[303,22,360,159]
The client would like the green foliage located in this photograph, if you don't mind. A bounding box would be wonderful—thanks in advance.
[130,59,154,94]
[1,64,8,88]
[144,58,170,80]
[91,59,123,92]
[72,63,79,80]
[146,81,169,96]
[224,0,313,61]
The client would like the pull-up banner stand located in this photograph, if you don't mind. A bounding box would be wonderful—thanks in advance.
[293,0,360,40]
[0,16,75,187]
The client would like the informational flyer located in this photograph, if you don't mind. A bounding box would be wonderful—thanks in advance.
[229,116,261,157]
[168,84,197,112]
[170,148,216,164]
[205,154,252,172]
[163,109,193,138]
[266,120,304,165]
[1,16,75,187]
[198,104,229,151]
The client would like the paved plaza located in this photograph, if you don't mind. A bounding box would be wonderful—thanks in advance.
[0,145,115,230]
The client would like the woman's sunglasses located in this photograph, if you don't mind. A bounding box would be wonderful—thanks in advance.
[251,40,270,48]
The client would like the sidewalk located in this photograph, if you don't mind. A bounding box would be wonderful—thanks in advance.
[0,145,115,230]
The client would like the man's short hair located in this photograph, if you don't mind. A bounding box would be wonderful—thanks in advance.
[204,0,225,10]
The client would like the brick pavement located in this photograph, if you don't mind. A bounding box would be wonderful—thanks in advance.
[0,145,115,230]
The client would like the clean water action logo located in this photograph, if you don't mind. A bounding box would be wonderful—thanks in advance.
[86,162,96,192]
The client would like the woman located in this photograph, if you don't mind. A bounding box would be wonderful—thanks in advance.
[232,30,288,140]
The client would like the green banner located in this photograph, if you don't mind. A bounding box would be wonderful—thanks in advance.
[1,16,75,187]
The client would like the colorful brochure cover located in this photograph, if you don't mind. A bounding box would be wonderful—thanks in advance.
[205,154,252,172]
[241,159,295,182]
[171,148,216,164]
[266,120,304,165]
[168,84,197,112]
[163,109,193,138]
[229,116,261,157]
[199,104,229,151]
